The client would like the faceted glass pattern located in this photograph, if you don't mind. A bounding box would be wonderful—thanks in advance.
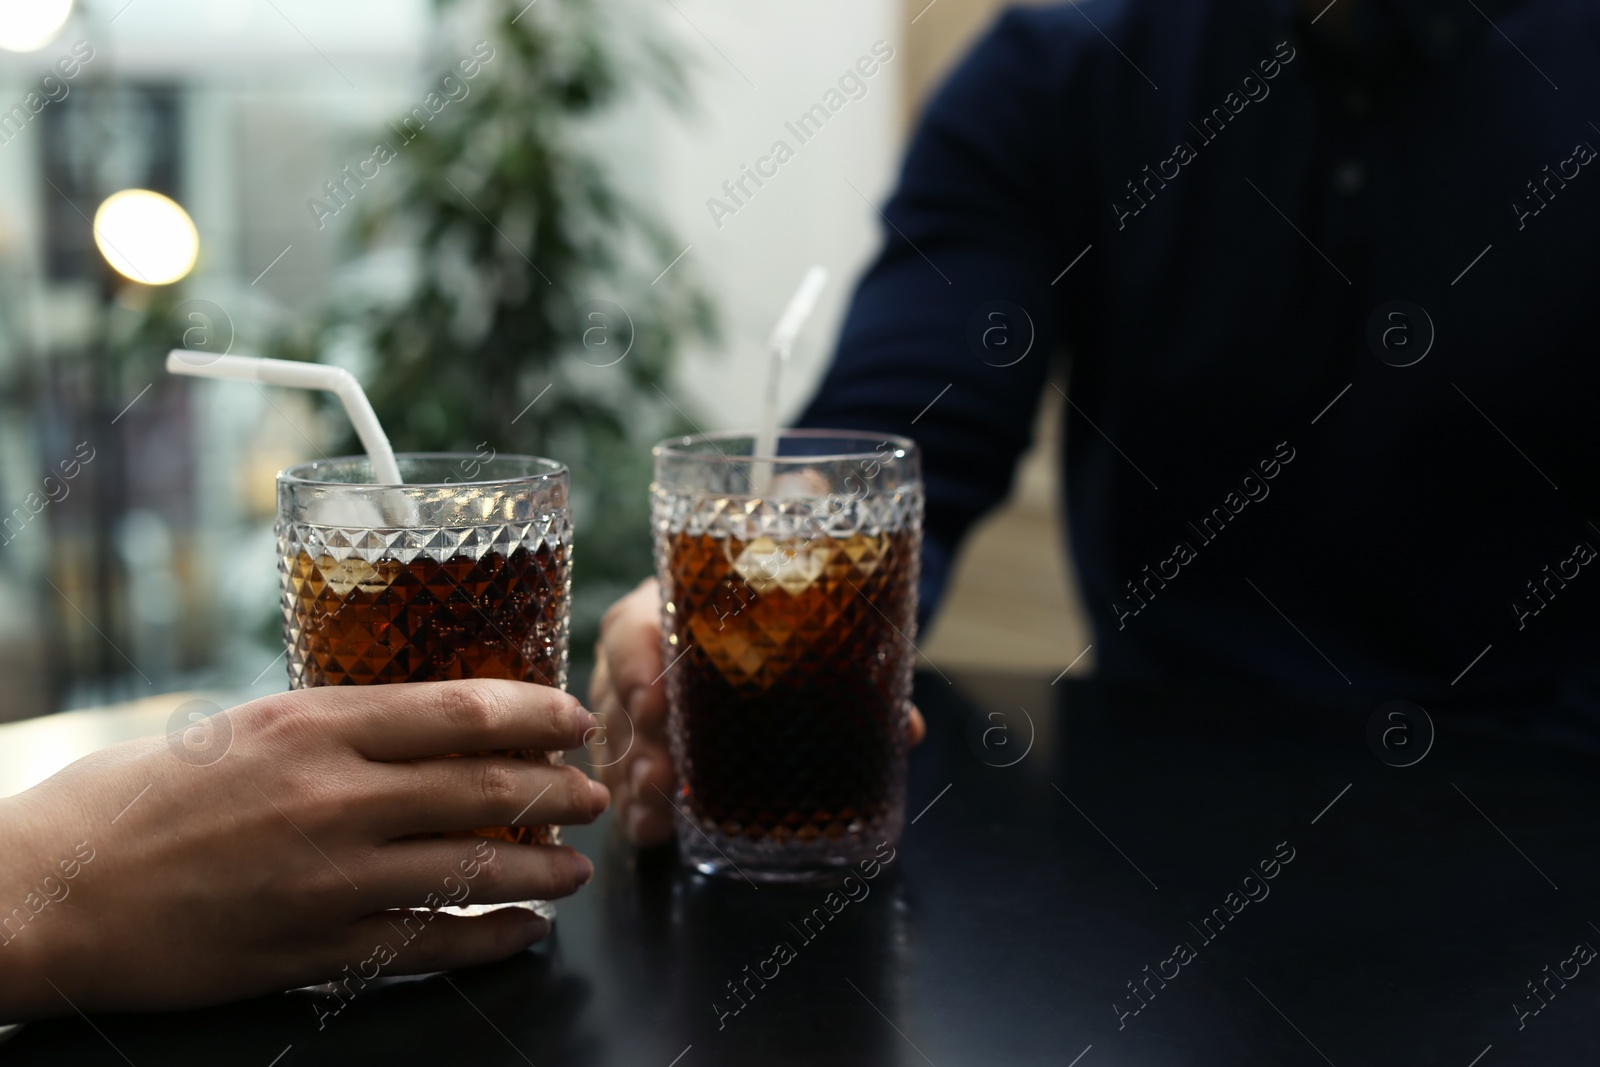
[650,446,923,884]
[278,518,571,690]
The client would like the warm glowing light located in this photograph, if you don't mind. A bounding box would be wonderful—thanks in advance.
[93,190,200,286]
[0,0,73,53]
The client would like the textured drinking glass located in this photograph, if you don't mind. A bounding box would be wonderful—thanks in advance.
[277,453,571,915]
[651,430,922,884]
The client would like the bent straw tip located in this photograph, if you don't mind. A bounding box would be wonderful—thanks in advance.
[766,265,830,357]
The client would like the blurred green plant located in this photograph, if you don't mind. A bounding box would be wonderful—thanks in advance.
[282,0,715,654]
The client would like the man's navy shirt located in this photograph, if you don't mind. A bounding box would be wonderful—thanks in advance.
[798,0,1600,712]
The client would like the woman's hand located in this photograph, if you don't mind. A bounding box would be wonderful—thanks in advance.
[0,679,608,1021]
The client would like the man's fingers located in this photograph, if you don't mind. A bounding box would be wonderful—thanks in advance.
[596,579,668,732]
[628,747,676,807]
[370,758,607,837]
[601,739,672,811]
[582,656,642,782]
[335,908,549,980]
[355,839,593,913]
[588,579,672,828]
[621,744,678,846]
[586,654,614,721]
[292,679,594,762]
[626,804,676,847]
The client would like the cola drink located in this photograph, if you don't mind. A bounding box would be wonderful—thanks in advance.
[652,431,923,882]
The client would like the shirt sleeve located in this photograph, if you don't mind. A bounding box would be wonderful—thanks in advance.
[796,9,1087,624]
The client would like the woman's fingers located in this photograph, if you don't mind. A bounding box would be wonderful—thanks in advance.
[297,679,595,762]
[369,757,607,838]
[354,838,593,913]
[909,704,926,746]
[332,907,550,982]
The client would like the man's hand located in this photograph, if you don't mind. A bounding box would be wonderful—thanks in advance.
[0,679,608,1021]
[587,579,678,846]
[588,578,925,847]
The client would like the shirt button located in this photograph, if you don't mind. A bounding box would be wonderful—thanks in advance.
[1333,160,1365,195]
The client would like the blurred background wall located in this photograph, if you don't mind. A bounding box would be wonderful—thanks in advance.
[0,0,1085,721]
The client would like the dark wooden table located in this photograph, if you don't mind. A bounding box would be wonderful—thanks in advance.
[5,670,1599,1065]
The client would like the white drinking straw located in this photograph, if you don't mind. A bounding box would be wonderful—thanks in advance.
[751,265,829,495]
[166,351,403,485]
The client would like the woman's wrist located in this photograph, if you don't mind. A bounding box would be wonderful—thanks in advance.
[0,793,78,1021]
